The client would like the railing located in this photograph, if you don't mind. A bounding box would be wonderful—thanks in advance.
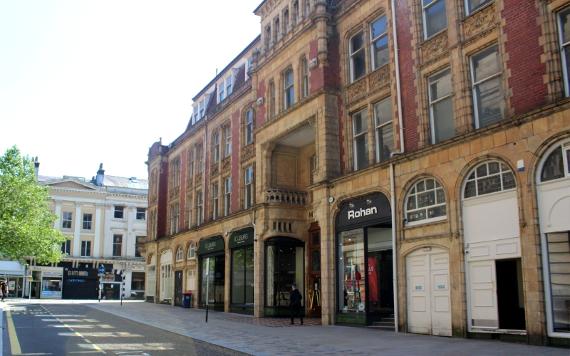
[265,188,308,206]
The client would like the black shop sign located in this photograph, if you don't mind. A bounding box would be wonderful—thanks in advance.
[336,192,391,230]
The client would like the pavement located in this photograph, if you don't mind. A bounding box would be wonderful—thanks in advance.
[2,299,570,355]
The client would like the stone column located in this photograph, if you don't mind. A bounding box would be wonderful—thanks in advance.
[93,205,102,257]
[318,187,335,325]
[54,201,62,229]
[103,204,113,257]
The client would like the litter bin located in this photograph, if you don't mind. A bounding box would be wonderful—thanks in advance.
[182,291,192,308]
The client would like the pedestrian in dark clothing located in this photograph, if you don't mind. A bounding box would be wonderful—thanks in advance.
[1,281,7,302]
[290,284,303,325]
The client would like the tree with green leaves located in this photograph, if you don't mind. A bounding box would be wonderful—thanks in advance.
[0,146,65,263]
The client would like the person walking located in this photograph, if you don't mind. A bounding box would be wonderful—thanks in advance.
[1,281,7,302]
[290,284,303,325]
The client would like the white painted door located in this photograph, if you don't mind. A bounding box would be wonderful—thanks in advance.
[407,247,451,336]
[467,260,498,329]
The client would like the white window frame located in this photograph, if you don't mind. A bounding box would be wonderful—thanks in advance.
[196,190,203,225]
[212,183,219,220]
[464,0,493,16]
[176,247,184,262]
[283,68,295,110]
[244,165,254,209]
[428,68,454,144]
[370,15,388,70]
[224,125,232,158]
[422,0,447,39]
[405,178,447,226]
[558,7,570,97]
[463,160,516,199]
[187,242,196,260]
[113,234,123,257]
[136,208,146,221]
[539,140,570,183]
[352,109,369,170]
[374,98,393,163]
[212,131,220,163]
[245,109,254,145]
[61,239,71,255]
[224,177,232,216]
[349,31,365,82]
[82,213,92,230]
[81,240,91,257]
[469,45,503,129]
[62,211,72,229]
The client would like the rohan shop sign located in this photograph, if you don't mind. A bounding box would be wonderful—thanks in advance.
[336,192,391,229]
[198,236,225,255]
[229,227,254,249]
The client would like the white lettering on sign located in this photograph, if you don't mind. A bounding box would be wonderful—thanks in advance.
[347,206,378,220]
[234,234,248,243]
[206,241,217,250]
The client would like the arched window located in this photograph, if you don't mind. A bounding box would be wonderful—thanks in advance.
[405,177,446,224]
[187,242,196,259]
[463,160,516,199]
[175,246,184,262]
[540,141,570,182]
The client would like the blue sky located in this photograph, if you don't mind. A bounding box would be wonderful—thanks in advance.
[0,0,261,180]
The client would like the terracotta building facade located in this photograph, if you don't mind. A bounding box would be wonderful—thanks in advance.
[145,0,570,345]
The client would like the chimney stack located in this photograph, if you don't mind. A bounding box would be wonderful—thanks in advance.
[95,163,105,186]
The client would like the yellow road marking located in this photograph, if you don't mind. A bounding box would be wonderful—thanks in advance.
[6,309,22,355]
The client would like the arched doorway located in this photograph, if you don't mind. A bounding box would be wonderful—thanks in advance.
[264,237,305,317]
[536,139,570,338]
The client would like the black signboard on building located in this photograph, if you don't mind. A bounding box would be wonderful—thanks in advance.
[336,192,391,230]
[229,227,254,249]
[198,236,225,255]
[62,267,98,299]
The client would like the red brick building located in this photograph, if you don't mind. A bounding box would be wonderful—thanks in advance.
[145,0,570,345]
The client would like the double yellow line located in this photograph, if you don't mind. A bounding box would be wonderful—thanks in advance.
[5,309,22,355]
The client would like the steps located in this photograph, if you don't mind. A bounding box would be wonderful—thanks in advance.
[369,315,395,331]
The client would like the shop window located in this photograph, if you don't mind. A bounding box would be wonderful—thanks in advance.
[338,229,365,313]
[62,211,72,229]
[370,15,388,70]
[131,272,145,292]
[465,0,493,16]
[422,0,447,39]
[405,178,446,224]
[428,68,454,143]
[540,141,570,182]
[352,109,369,170]
[349,32,366,82]
[374,98,393,163]
[559,7,570,97]
[463,161,516,199]
[470,45,504,128]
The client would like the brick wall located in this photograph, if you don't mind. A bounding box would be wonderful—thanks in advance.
[309,39,325,92]
[231,109,241,213]
[256,79,267,126]
[157,160,168,238]
[502,0,547,115]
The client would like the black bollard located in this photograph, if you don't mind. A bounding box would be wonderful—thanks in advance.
[205,304,209,323]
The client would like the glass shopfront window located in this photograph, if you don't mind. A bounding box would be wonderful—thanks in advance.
[265,237,304,317]
[198,236,225,311]
[230,228,255,314]
[546,231,570,333]
[338,229,366,313]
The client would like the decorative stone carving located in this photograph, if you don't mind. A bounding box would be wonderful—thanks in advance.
[210,164,219,177]
[346,78,367,105]
[222,157,231,172]
[241,144,256,162]
[463,3,497,41]
[421,30,448,64]
[369,65,390,92]
[195,173,202,185]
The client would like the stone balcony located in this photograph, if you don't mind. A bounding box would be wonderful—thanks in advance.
[265,188,308,206]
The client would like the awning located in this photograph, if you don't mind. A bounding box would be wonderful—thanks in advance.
[0,261,25,277]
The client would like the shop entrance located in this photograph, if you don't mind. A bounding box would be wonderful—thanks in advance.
[336,192,393,327]
[174,271,183,306]
[265,237,304,317]
[230,227,255,314]
[198,236,225,311]
[496,259,525,330]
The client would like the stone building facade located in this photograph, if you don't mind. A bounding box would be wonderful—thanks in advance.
[145,0,570,345]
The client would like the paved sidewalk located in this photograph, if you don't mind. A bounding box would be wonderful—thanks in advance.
[4,299,569,355]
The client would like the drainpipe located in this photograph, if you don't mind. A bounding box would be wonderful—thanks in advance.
[390,0,403,333]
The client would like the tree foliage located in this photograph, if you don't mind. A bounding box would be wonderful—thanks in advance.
[0,146,65,263]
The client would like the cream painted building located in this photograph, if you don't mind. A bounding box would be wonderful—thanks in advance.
[26,164,148,300]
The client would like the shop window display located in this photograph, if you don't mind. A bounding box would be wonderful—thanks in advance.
[338,229,366,313]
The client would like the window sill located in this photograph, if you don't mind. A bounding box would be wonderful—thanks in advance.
[463,1,494,20]
[404,216,447,229]
[422,28,447,44]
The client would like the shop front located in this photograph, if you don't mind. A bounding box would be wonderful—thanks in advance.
[265,237,304,317]
[0,261,25,298]
[198,236,225,311]
[336,192,394,326]
[230,227,254,314]
[62,266,98,299]
[32,266,64,299]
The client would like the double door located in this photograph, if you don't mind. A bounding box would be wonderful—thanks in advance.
[406,247,451,336]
